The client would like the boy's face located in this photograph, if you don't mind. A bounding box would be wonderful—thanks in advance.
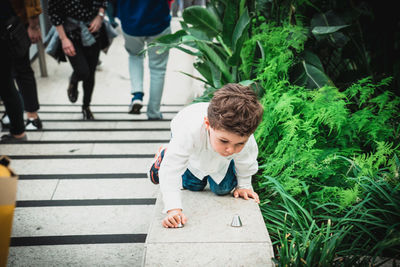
[204,117,249,157]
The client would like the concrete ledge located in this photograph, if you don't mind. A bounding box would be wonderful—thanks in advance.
[143,190,274,266]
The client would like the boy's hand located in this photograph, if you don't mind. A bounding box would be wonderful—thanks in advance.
[233,188,260,204]
[162,209,187,228]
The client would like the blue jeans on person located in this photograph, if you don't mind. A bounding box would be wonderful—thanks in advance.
[122,26,171,119]
[182,161,238,195]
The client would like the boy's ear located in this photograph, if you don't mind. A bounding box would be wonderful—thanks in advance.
[204,116,210,130]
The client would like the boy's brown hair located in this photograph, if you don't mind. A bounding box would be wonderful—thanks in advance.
[207,83,264,136]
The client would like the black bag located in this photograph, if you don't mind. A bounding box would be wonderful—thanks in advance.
[4,16,31,58]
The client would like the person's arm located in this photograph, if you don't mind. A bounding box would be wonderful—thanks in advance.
[232,135,260,203]
[27,16,41,43]
[55,25,75,57]
[24,0,42,43]
[159,133,193,228]
[48,0,75,57]
[88,7,105,33]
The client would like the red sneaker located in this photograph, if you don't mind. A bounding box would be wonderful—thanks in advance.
[149,145,167,184]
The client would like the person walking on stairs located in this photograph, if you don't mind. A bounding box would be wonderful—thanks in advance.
[1,0,43,130]
[48,0,108,120]
[116,0,171,120]
[0,0,27,142]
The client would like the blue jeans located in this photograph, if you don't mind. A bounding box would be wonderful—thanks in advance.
[182,161,238,195]
[122,27,171,119]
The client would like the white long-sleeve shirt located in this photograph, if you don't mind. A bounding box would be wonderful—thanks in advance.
[159,102,259,213]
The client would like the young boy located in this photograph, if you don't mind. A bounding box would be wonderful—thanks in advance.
[149,83,264,228]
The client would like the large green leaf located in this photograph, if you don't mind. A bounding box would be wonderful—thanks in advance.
[187,28,211,41]
[155,30,187,44]
[221,1,238,46]
[228,7,250,66]
[290,61,333,89]
[312,25,349,35]
[231,7,250,51]
[196,41,233,83]
[182,6,222,38]
[302,61,332,89]
[194,61,213,86]
[207,61,222,88]
[303,50,324,71]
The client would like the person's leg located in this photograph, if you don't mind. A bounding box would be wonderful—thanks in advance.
[12,46,42,130]
[171,0,179,16]
[182,169,208,191]
[122,31,146,114]
[0,39,26,141]
[81,42,101,109]
[67,40,90,105]
[146,26,171,119]
[208,160,238,195]
[13,47,40,113]
[123,32,145,95]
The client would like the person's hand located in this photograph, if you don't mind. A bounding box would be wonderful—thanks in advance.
[233,188,260,204]
[27,25,41,43]
[61,37,76,57]
[88,15,103,33]
[162,209,187,228]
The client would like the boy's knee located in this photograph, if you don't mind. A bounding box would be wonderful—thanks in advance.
[209,177,237,196]
[211,187,232,196]
[182,180,206,192]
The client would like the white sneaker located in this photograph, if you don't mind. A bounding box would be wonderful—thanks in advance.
[1,114,10,125]
[128,99,143,114]
[25,117,43,130]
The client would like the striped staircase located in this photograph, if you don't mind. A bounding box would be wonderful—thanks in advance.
[2,104,182,266]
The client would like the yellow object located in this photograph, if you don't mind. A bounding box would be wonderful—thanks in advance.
[0,205,14,267]
[0,156,17,267]
[0,165,11,178]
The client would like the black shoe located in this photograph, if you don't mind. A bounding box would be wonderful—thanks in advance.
[82,106,94,120]
[26,117,43,130]
[1,133,28,143]
[67,78,78,103]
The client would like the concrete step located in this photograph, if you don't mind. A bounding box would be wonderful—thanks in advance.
[22,130,170,141]
[21,120,171,129]
[9,158,153,175]
[1,143,163,156]
[0,104,183,113]
[17,179,158,200]
[144,190,274,266]
[28,113,176,120]
[8,244,144,267]
[12,205,153,237]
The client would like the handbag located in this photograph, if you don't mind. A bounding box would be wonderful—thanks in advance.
[3,16,31,58]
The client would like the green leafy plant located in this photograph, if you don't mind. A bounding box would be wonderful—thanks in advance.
[150,1,252,89]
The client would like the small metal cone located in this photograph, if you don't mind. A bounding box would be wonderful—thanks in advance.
[231,215,242,227]
[177,215,183,228]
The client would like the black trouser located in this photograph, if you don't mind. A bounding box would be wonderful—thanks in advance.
[0,35,25,135]
[67,39,100,108]
[12,44,40,112]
